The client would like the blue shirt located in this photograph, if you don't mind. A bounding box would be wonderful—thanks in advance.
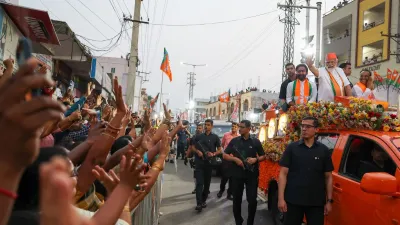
[177,130,189,144]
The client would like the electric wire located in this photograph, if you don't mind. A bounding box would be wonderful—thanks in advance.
[113,0,127,17]
[122,0,132,16]
[146,0,158,73]
[149,0,169,69]
[149,9,278,27]
[39,0,61,20]
[202,15,281,82]
[108,0,123,22]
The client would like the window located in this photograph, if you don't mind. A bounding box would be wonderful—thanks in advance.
[340,136,396,182]
[111,68,116,73]
[362,40,384,65]
[363,2,385,31]
[316,133,339,154]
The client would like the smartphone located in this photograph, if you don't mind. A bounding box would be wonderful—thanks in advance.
[17,38,42,100]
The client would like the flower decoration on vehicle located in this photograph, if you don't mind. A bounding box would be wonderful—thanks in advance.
[287,98,400,132]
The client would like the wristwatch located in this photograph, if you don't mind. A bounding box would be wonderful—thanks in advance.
[327,199,334,203]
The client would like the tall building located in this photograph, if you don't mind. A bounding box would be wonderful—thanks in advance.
[322,0,400,105]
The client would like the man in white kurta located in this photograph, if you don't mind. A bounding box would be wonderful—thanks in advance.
[306,53,352,102]
[286,64,317,106]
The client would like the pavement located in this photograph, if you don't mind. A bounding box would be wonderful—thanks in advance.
[158,159,274,225]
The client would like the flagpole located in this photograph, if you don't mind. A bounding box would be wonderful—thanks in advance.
[160,71,164,116]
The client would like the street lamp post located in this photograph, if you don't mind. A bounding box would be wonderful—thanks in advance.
[181,62,207,123]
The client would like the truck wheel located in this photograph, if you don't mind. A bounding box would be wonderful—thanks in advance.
[270,191,284,225]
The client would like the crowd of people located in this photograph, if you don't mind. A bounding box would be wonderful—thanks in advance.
[0,57,185,225]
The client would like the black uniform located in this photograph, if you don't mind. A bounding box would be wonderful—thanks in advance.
[192,132,221,206]
[224,136,265,225]
[279,140,334,225]
[279,78,292,111]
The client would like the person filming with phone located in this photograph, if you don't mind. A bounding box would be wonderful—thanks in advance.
[223,120,266,225]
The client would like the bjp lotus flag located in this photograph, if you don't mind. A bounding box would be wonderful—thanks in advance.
[160,48,172,82]
[218,89,231,102]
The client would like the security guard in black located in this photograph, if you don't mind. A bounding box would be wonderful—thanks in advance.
[192,119,222,212]
[224,120,266,225]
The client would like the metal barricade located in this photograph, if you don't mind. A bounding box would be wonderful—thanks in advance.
[131,173,163,225]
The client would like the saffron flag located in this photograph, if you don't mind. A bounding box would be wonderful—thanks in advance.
[386,69,392,85]
[373,71,384,88]
[218,89,231,102]
[150,93,160,109]
[160,48,172,82]
[395,74,400,88]
[390,69,399,86]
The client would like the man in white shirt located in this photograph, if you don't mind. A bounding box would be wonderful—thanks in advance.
[286,64,317,106]
[306,53,352,102]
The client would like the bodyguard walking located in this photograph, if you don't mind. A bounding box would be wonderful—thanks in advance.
[192,119,222,212]
[223,120,266,225]
[278,116,334,225]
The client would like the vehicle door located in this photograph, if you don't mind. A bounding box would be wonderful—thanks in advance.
[316,132,342,225]
[327,133,398,225]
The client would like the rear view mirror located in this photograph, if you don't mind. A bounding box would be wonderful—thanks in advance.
[360,172,400,197]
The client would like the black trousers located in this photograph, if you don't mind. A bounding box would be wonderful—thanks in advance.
[284,202,324,225]
[231,176,258,225]
[177,143,186,159]
[219,174,232,196]
[194,162,212,205]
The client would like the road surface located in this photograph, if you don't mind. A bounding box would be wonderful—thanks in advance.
[158,159,274,225]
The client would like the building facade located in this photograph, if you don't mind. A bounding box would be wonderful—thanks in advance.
[322,0,400,105]
[90,56,143,111]
[205,91,279,122]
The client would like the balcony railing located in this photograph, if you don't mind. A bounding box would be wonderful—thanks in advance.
[323,0,355,17]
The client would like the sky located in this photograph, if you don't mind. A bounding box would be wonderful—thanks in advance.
[20,0,342,111]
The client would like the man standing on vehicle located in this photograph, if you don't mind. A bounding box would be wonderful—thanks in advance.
[279,63,296,111]
[217,122,239,200]
[192,119,222,212]
[223,120,266,225]
[306,53,352,102]
[286,64,318,106]
[278,116,334,225]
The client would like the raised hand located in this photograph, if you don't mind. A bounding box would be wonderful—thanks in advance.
[82,108,98,116]
[92,165,120,194]
[113,77,127,114]
[87,121,107,142]
[0,58,65,170]
[86,81,94,97]
[70,110,82,122]
[142,109,151,132]
[119,151,150,191]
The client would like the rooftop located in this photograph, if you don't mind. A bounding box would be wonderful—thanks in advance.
[323,0,355,18]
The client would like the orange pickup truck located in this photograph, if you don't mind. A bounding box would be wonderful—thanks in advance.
[264,129,400,225]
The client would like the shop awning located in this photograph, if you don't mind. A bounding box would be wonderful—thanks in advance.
[1,2,60,45]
